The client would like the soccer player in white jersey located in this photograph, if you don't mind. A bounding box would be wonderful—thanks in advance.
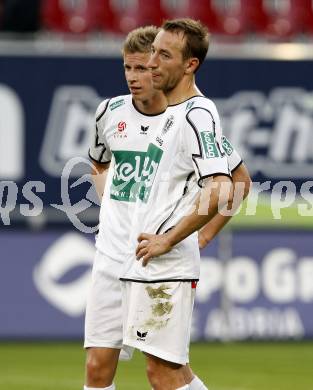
[119,19,250,390]
[85,26,250,390]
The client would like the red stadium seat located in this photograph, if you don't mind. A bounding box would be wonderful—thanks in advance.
[304,0,313,35]
[115,0,169,34]
[96,0,122,33]
[221,0,271,36]
[266,0,313,38]
[41,0,105,33]
[176,0,223,34]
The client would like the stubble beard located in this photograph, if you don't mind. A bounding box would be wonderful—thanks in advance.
[163,74,181,94]
[152,82,165,93]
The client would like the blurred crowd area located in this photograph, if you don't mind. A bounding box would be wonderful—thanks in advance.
[0,0,313,42]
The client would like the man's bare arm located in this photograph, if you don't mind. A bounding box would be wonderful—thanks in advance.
[198,163,251,248]
[91,160,110,202]
[136,175,233,266]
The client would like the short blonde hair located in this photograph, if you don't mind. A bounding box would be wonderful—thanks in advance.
[123,26,160,55]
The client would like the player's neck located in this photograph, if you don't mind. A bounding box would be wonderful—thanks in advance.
[134,92,167,115]
[166,75,199,105]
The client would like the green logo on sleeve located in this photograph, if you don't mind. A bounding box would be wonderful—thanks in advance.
[109,98,125,111]
[221,136,234,156]
[200,131,220,158]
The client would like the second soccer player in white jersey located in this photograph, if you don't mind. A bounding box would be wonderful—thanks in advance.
[119,19,251,390]
[85,26,250,390]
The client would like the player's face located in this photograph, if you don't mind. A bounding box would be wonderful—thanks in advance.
[124,52,154,101]
[147,30,187,92]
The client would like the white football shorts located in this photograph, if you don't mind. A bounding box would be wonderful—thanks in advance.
[84,250,133,360]
[121,280,196,365]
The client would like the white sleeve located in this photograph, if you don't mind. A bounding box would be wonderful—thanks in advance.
[184,106,231,186]
[221,135,243,172]
[89,99,112,164]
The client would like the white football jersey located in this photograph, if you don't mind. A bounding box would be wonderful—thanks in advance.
[89,94,167,261]
[89,94,242,266]
[121,96,235,281]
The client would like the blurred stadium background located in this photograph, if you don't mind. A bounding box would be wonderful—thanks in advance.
[1,0,313,389]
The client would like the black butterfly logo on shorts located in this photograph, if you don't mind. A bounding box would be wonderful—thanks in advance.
[137,330,148,338]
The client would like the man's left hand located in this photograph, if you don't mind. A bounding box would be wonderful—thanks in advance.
[136,233,173,267]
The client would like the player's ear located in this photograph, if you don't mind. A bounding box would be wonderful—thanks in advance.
[185,57,199,75]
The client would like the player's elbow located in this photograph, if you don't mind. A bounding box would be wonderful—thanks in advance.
[232,163,252,201]
[243,175,252,200]
[213,175,234,210]
[219,183,234,210]
[200,175,233,216]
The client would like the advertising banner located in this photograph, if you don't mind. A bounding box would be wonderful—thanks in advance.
[0,54,313,226]
[1,52,312,339]
[194,230,313,340]
[0,230,312,340]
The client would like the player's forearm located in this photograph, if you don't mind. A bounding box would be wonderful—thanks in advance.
[199,213,232,243]
[91,162,110,201]
[200,164,252,244]
[199,184,246,242]
[92,173,106,201]
[166,176,233,247]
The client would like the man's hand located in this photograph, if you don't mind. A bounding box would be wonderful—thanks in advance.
[136,233,173,267]
[135,175,234,265]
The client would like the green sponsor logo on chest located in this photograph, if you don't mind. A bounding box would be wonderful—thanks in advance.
[200,131,220,159]
[110,145,163,202]
[138,143,163,203]
[109,98,125,111]
[111,150,146,202]
[221,136,234,156]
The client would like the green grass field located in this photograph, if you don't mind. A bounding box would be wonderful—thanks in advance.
[0,342,312,390]
[229,194,313,229]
